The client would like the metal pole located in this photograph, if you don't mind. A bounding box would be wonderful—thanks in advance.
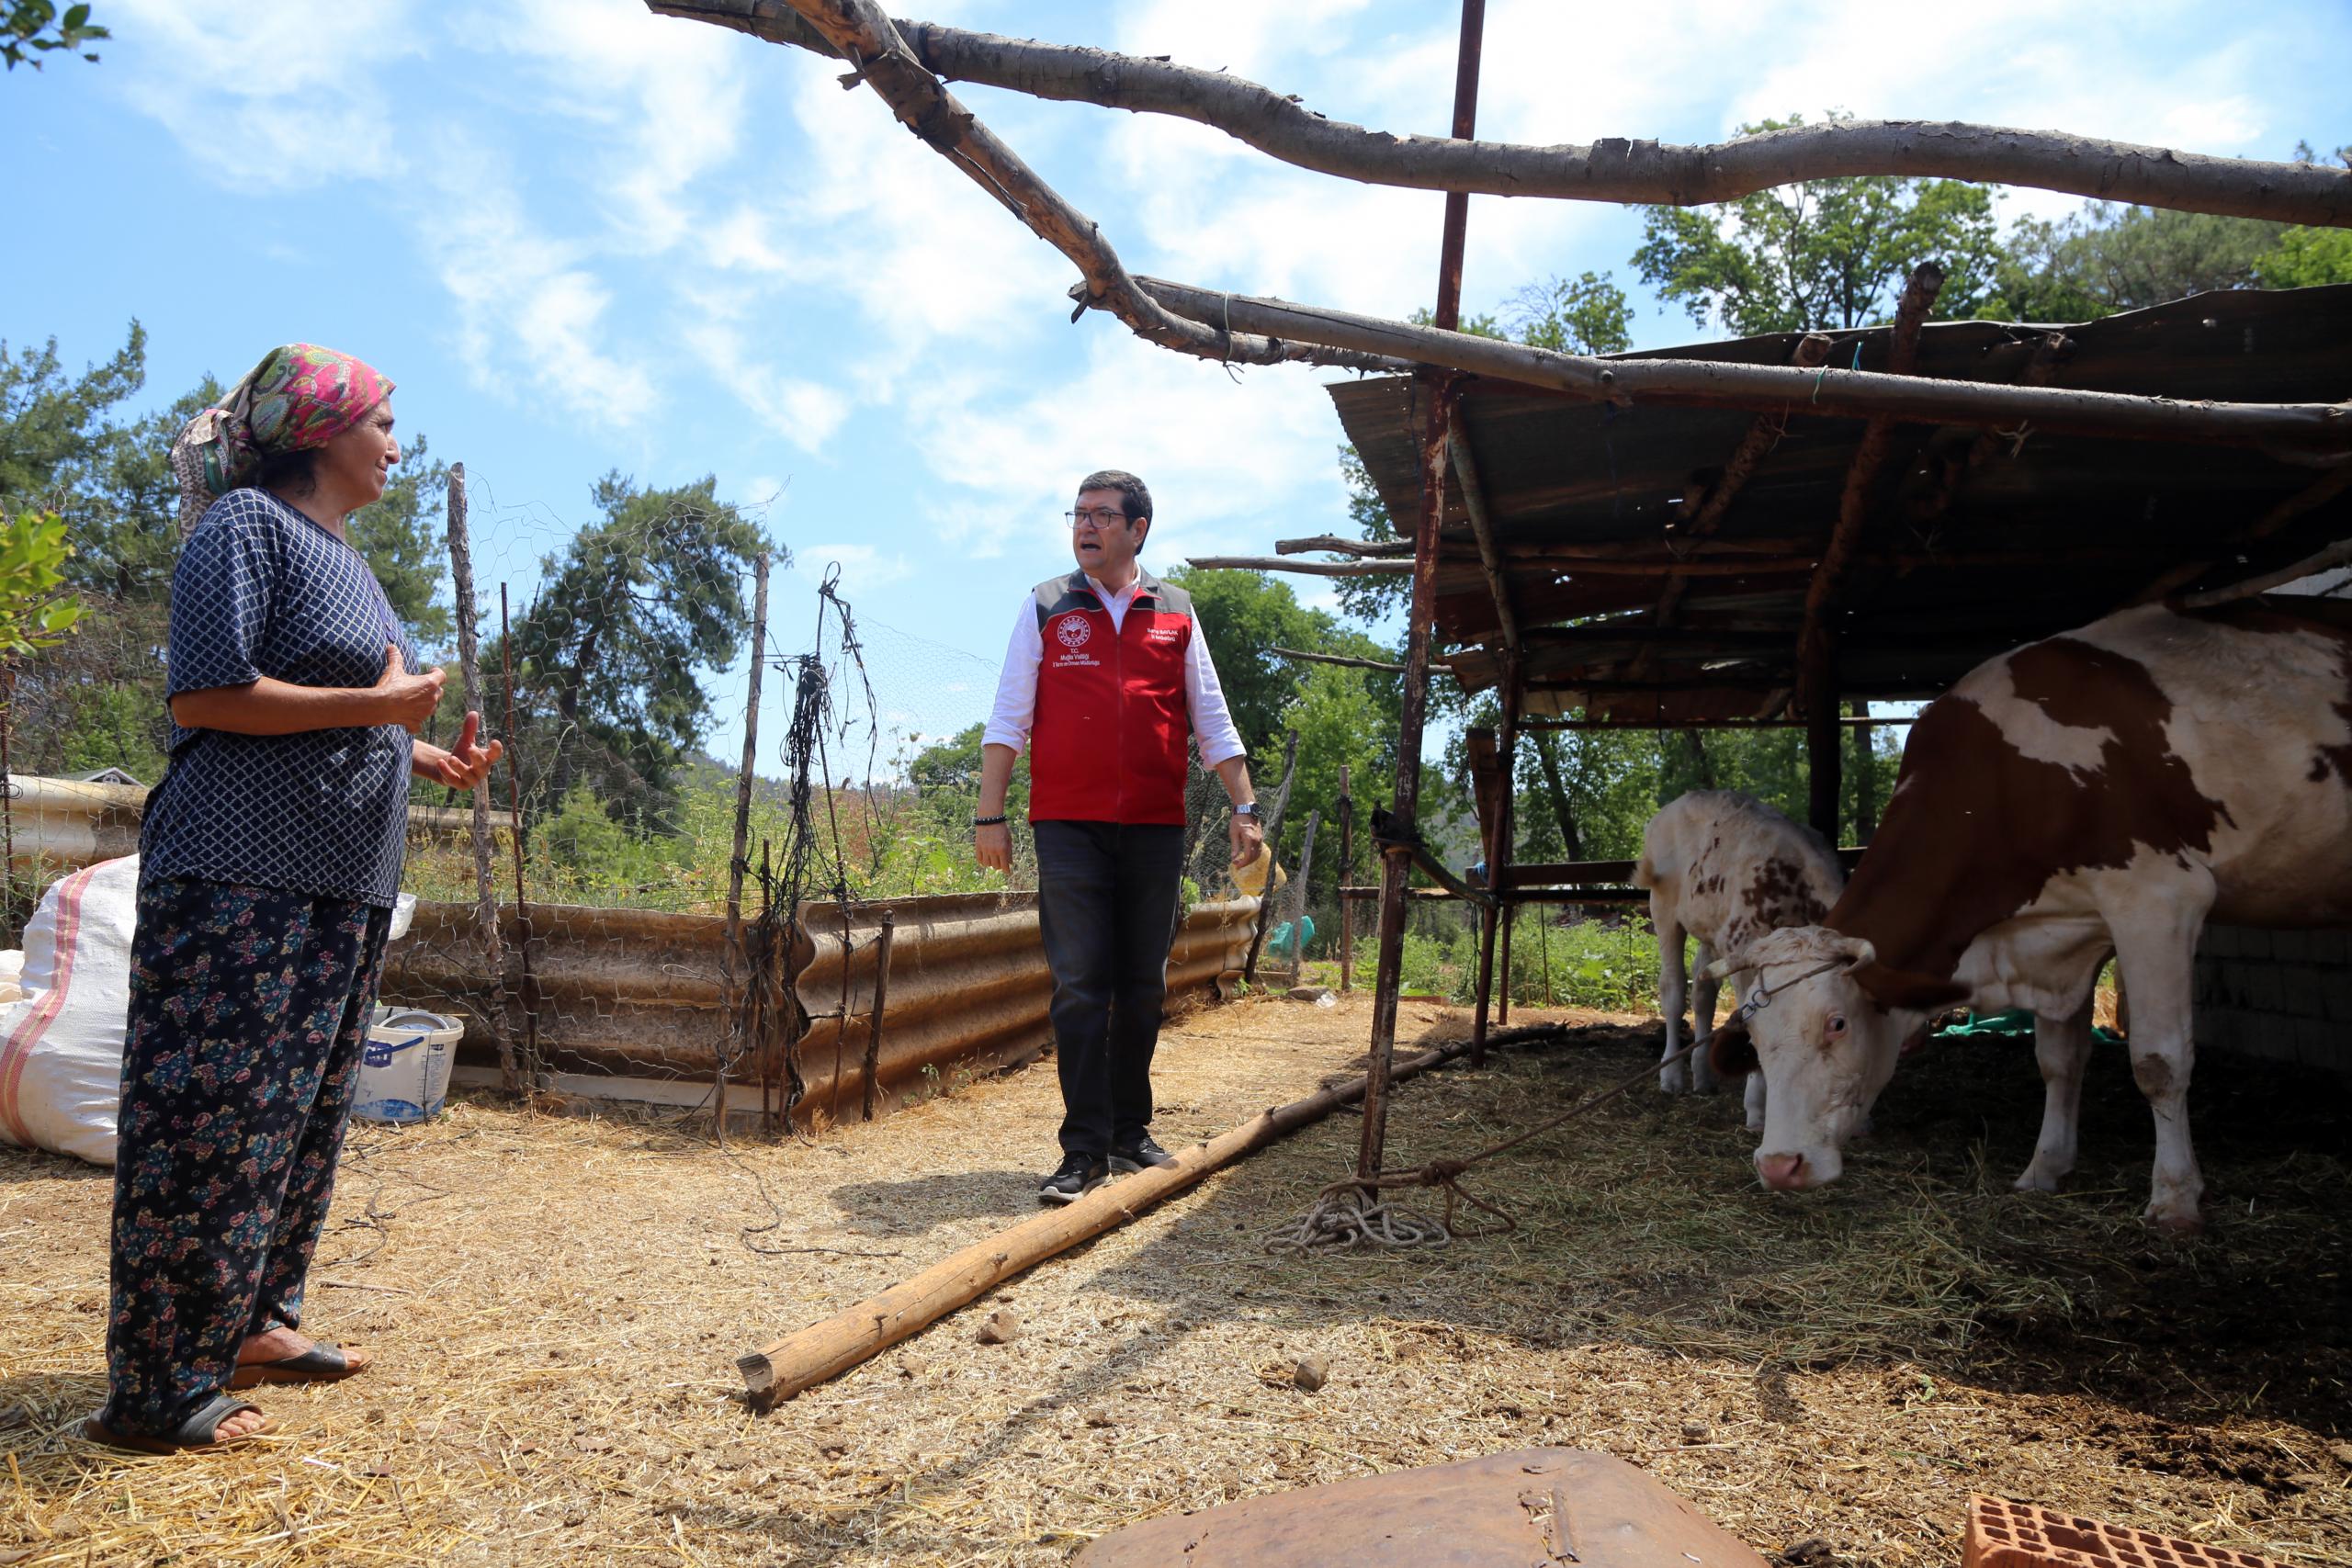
[718,551,772,1146]
[1336,765,1354,993]
[499,584,540,1089]
[1358,0,1485,1192]
[443,463,514,1092]
[1242,728,1300,985]
[862,911,896,1122]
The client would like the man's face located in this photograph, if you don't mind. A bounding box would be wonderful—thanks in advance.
[1070,487,1145,578]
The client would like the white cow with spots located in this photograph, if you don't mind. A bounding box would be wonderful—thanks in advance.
[1634,790,1845,1129]
[1702,599,2352,1231]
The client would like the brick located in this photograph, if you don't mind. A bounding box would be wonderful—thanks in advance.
[2272,930,2309,963]
[2249,964,2285,1014]
[2308,929,2352,965]
[2324,973,2352,1025]
[2200,926,2239,960]
[2278,968,2327,1021]
[1964,1495,2287,1568]
[2241,929,2275,961]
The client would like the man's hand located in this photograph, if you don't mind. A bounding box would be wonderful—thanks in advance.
[975,820,1013,873]
[413,711,505,790]
[1229,810,1265,869]
[374,645,447,735]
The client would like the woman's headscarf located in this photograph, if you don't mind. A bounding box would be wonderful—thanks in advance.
[169,344,393,534]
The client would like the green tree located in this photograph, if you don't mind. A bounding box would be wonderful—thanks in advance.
[3,1,105,71]
[1634,113,2001,334]
[0,510,81,659]
[2256,225,2352,289]
[1506,270,1634,355]
[1159,565,1394,761]
[500,473,776,826]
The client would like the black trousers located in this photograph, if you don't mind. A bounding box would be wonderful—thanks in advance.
[1033,820,1186,1157]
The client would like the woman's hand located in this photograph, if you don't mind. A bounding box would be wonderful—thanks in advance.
[373,645,447,734]
[413,711,504,789]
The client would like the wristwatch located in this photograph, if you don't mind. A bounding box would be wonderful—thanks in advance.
[1234,802,1261,818]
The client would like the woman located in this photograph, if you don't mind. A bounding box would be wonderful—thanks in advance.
[84,344,503,1453]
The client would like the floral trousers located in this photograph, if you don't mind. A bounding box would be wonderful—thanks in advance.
[102,879,390,1437]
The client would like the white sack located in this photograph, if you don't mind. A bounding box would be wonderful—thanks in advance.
[0,855,141,1167]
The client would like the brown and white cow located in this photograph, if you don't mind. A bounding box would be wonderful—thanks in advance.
[1704,598,2352,1231]
[1634,790,1844,1128]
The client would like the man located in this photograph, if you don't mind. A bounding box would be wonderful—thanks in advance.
[976,470,1263,1203]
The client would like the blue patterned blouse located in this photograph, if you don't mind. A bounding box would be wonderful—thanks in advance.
[138,489,416,907]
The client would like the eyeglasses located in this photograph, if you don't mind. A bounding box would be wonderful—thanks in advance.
[1065,507,1131,530]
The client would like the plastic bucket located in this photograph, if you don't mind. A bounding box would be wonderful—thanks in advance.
[351,1005,462,1124]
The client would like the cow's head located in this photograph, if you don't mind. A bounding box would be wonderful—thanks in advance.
[1702,927,1952,1191]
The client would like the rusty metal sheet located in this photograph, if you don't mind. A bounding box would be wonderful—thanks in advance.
[1075,1448,1773,1568]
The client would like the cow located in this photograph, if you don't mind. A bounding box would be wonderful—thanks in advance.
[1633,790,1845,1129]
[1702,598,2352,1232]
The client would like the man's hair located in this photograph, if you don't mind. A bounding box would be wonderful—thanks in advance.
[1077,469,1152,525]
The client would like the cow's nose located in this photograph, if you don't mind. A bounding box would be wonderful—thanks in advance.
[1757,1151,1808,1190]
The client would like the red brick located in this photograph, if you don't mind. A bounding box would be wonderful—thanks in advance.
[1964,1495,2285,1568]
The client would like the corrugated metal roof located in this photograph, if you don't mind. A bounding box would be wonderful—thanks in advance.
[1328,284,2352,722]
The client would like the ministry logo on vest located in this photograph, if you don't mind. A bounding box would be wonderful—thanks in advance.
[1056,615,1091,649]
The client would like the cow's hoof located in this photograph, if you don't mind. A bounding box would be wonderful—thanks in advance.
[2013,1168,2063,1194]
[2143,1203,2204,1235]
[1658,1066,1690,1095]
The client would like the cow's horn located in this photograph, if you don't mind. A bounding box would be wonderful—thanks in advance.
[1702,948,1755,982]
[1835,936,1877,973]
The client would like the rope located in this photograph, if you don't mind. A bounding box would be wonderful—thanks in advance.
[1264,958,1844,1253]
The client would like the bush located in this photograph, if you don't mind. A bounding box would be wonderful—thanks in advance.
[1349,911,1665,1013]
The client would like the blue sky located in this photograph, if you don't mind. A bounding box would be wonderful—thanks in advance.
[7,0,2347,771]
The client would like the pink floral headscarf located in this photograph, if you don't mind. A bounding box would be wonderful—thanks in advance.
[169,344,393,534]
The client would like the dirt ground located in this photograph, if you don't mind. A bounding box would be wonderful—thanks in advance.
[3,991,2347,1566]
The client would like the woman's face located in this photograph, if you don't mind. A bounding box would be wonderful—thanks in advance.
[316,399,401,514]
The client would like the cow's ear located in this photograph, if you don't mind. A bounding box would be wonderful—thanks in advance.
[1852,962,1969,1012]
[1710,1016,1758,1078]
[1898,1021,1931,1057]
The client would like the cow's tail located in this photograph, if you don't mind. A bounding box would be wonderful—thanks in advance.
[1632,852,1660,891]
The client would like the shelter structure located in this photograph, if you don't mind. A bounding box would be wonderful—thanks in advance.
[648,0,2352,1178]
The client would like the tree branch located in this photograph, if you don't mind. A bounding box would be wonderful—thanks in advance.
[647,2,2352,226]
[1129,276,2352,453]
[1187,556,1411,578]
[698,0,1407,377]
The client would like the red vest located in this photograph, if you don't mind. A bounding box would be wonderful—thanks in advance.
[1027,570,1195,825]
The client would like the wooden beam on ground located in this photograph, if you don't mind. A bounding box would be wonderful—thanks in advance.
[648,6,2352,227]
[734,1021,1576,1407]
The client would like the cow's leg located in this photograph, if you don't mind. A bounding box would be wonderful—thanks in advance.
[1657,915,1691,1094]
[2016,999,2096,1194]
[2107,893,2210,1232]
[1690,942,1722,1095]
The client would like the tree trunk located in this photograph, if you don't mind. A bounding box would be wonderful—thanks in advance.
[1531,729,1582,863]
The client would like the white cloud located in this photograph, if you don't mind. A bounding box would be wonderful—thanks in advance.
[799,542,914,591]
[107,0,420,188]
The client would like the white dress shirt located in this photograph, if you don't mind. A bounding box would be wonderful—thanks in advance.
[983,573,1249,768]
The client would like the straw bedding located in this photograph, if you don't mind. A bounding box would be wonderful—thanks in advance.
[2,992,2346,1566]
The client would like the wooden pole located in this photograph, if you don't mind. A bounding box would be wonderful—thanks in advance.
[718,551,772,1146]
[1361,0,1484,1195]
[1242,728,1300,985]
[1337,765,1354,993]
[1498,904,1516,1026]
[861,911,896,1122]
[735,1020,1570,1408]
[442,464,514,1092]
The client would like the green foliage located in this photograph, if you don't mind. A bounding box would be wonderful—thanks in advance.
[1634,113,2001,334]
[1160,565,1393,760]
[1984,204,2287,321]
[2255,224,2352,289]
[499,473,777,823]
[1357,912,1663,1012]
[56,680,163,781]
[1505,270,1634,355]
[2,2,106,71]
[0,510,80,658]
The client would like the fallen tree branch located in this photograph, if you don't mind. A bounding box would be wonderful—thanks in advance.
[1128,277,2352,453]
[733,1021,1575,1405]
[646,2,2352,227]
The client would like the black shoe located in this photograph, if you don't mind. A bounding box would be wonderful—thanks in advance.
[1038,1153,1108,1204]
[1108,1134,1177,1173]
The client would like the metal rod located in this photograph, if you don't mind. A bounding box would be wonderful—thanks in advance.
[862,910,896,1122]
[1337,765,1354,993]
[499,583,540,1087]
[1243,728,1300,985]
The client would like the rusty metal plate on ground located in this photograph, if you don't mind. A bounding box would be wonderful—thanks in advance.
[1075,1447,1772,1568]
